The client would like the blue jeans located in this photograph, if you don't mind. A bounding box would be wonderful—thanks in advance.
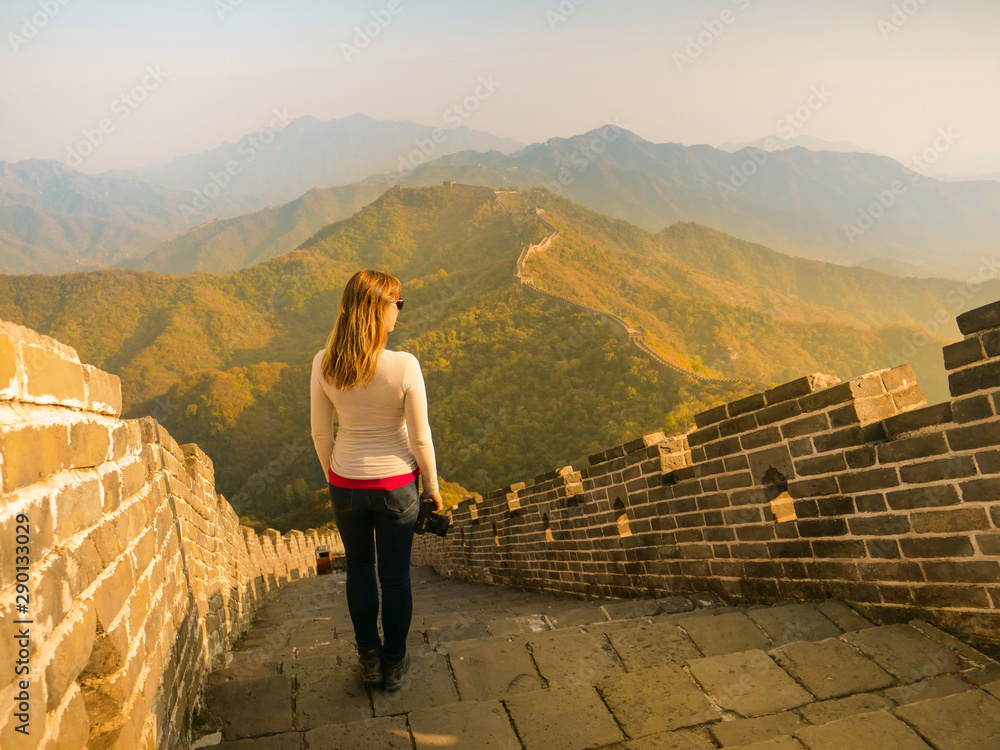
[328,480,420,661]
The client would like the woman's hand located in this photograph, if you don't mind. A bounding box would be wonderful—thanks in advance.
[421,491,444,513]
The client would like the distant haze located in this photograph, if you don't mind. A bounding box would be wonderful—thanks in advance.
[1,0,998,177]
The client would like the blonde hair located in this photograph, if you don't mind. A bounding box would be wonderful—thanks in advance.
[322,269,401,390]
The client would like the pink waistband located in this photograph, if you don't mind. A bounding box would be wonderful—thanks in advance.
[328,467,420,490]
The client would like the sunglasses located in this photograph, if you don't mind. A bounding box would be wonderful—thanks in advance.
[393,299,404,311]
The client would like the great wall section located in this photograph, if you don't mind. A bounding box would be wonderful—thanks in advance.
[0,320,343,749]
[412,297,1000,652]
[491,185,753,386]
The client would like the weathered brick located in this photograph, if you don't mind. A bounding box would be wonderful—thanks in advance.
[910,507,990,534]
[848,514,910,536]
[796,519,848,538]
[947,421,1000,451]
[956,299,1000,335]
[857,561,923,581]
[882,402,953,437]
[854,395,902,424]
[816,496,854,516]
[959,477,1000,503]
[82,364,122,416]
[694,404,728,429]
[866,539,900,558]
[921,560,1000,583]
[53,475,104,544]
[898,456,977,484]
[756,399,803,426]
[0,331,15,396]
[795,453,847,476]
[765,372,840,405]
[854,493,886,513]
[719,412,758,438]
[845,447,877,469]
[943,337,986,369]
[948,360,1000,397]
[728,392,766,417]
[976,532,1000,555]
[951,394,995,424]
[740,427,783,450]
[704,436,743,460]
[781,413,830,439]
[811,539,866,558]
[974,449,1000,474]
[885,484,960,510]
[837,468,899,493]
[788,476,839,498]
[1,422,70,492]
[69,420,112,469]
[21,344,86,405]
[877,433,948,464]
[910,584,990,608]
[899,536,975,559]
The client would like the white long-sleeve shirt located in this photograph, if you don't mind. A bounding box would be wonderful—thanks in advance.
[310,348,440,494]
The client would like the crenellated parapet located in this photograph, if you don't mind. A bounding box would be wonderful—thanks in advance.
[413,299,1000,650]
[0,319,342,750]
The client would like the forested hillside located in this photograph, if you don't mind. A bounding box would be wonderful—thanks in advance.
[0,185,978,531]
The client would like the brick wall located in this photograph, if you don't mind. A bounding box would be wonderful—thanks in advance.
[412,300,1000,650]
[0,320,343,750]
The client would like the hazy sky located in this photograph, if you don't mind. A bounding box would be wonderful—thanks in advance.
[2,0,999,176]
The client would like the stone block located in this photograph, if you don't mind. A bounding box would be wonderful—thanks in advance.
[678,612,772,657]
[842,624,958,682]
[409,700,521,750]
[794,710,932,750]
[528,631,623,687]
[43,600,97,712]
[68,420,112,469]
[53,475,103,545]
[598,664,718,737]
[80,616,130,680]
[893,689,1000,750]
[798,692,894,724]
[21,344,86,406]
[445,637,543,701]
[772,637,895,699]
[709,711,803,747]
[506,685,624,750]
[82,364,122,416]
[687,649,812,717]
[1,421,70,492]
[91,556,135,630]
[746,604,841,645]
[304,716,410,750]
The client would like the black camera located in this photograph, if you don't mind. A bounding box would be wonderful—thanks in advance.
[414,499,450,537]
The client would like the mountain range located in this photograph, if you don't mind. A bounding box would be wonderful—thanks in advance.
[1,184,993,531]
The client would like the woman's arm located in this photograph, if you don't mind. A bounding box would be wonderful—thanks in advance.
[403,355,440,496]
[309,352,335,477]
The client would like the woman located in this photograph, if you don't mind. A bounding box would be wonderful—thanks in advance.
[310,269,443,692]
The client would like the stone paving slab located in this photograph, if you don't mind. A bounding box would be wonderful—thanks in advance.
[842,624,960,682]
[771,638,895,700]
[597,664,719,737]
[709,710,803,747]
[217,732,303,749]
[606,728,717,749]
[735,738,806,750]
[371,650,459,716]
[746,604,842,646]
[794,711,931,750]
[796,693,894,725]
[656,596,697,615]
[529,631,624,687]
[815,600,873,632]
[506,685,625,750]
[303,715,411,749]
[893,688,1000,750]
[294,664,371,730]
[607,621,702,671]
[602,598,661,620]
[409,700,520,750]
[548,604,611,628]
[445,636,544,700]
[883,673,976,705]
[687,650,812,718]
[488,614,550,636]
[679,613,772,656]
[205,674,294,741]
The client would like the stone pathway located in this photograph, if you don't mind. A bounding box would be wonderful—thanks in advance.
[198,567,1000,750]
